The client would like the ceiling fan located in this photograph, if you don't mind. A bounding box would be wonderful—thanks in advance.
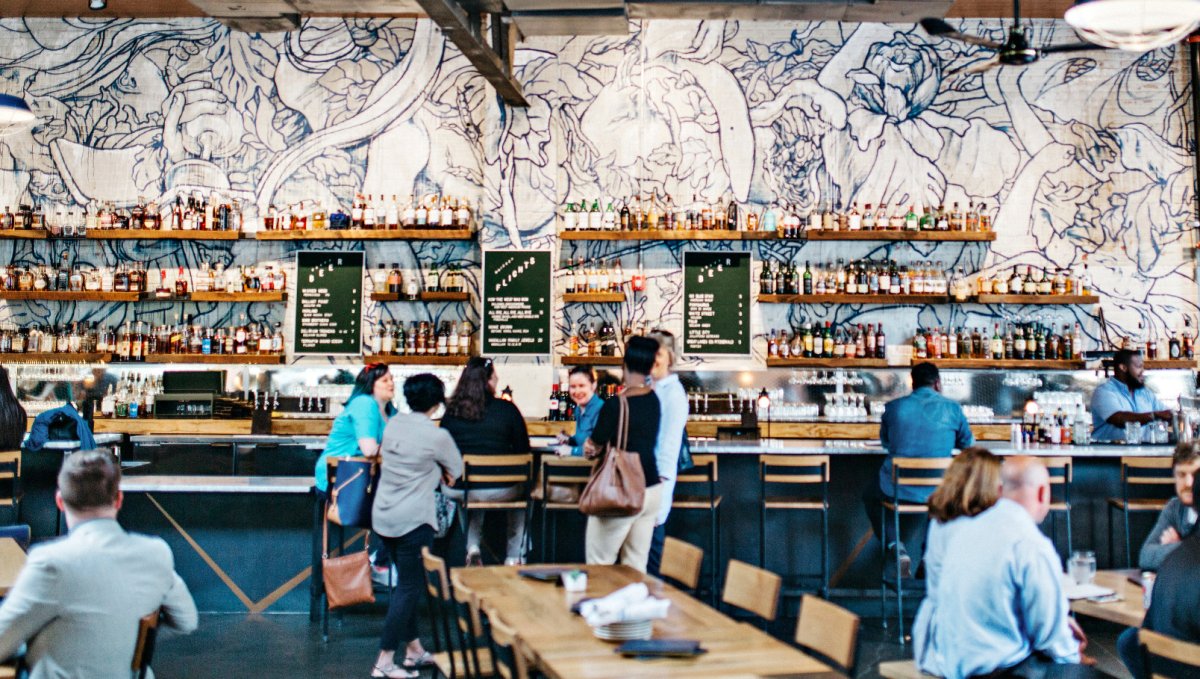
[920,0,1108,72]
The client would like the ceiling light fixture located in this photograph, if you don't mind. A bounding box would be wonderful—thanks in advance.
[89,0,107,10]
[1065,0,1200,52]
[0,94,36,138]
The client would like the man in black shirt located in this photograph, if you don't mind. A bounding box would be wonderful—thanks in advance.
[1119,511,1200,677]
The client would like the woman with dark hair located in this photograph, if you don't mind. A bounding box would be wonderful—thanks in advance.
[440,357,531,565]
[583,336,663,573]
[913,446,1003,677]
[0,366,27,451]
[555,366,602,457]
[314,363,396,497]
[370,374,462,679]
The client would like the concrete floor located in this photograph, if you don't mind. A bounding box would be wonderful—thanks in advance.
[149,603,1131,678]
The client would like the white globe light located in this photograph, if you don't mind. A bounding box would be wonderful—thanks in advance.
[1065,0,1200,52]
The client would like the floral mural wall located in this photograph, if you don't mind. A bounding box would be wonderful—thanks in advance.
[0,17,1193,368]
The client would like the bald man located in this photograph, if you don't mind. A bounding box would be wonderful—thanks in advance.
[931,457,1086,679]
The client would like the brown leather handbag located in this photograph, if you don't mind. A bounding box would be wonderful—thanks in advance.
[321,513,375,609]
[579,394,646,517]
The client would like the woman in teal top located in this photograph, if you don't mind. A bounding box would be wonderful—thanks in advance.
[315,363,397,496]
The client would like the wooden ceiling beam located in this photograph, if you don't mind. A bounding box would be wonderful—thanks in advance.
[413,0,528,107]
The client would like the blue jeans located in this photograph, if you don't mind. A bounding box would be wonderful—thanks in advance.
[378,524,434,652]
[1118,627,1145,679]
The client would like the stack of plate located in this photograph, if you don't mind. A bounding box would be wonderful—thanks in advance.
[593,619,653,642]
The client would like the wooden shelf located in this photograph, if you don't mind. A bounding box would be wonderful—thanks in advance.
[758,293,946,304]
[0,290,141,302]
[803,230,995,242]
[766,357,888,368]
[0,230,47,239]
[923,358,1084,370]
[370,291,470,302]
[255,228,473,241]
[87,229,242,240]
[143,353,284,365]
[93,418,253,436]
[560,229,752,241]
[561,355,624,365]
[974,294,1099,305]
[563,292,626,303]
[1145,359,1196,369]
[362,354,471,365]
[187,291,287,303]
[0,352,111,363]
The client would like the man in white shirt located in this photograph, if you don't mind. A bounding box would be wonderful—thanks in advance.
[933,457,1088,679]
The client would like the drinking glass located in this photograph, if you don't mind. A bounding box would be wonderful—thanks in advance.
[1124,421,1143,444]
[1068,550,1096,586]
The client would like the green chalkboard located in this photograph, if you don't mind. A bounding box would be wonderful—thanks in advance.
[683,251,751,355]
[293,251,364,356]
[482,250,551,355]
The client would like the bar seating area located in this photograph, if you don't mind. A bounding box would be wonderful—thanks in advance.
[4,0,1200,677]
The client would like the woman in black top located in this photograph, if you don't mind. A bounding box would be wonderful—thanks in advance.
[0,367,27,451]
[440,357,531,565]
[583,336,662,573]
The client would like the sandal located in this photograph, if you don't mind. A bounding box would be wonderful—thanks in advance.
[371,663,419,679]
[403,651,435,669]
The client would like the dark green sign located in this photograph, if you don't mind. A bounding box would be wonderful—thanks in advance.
[482,250,551,355]
[294,251,364,356]
[684,251,751,355]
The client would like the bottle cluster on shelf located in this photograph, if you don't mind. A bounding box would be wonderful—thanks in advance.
[1122,320,1196,360]
[366,320,474,357]
[565,321,645,358]
[99,374,160,419]
[796,201,993,236]
[262,194,475,231]
[759,259,952,296]
[370,263,466,297]
[912,322,1085,361]
[561,257,647,294]
[0,315,283,359]
[1021,402,1091,446]
[546,381,620,421]
[1,257,286,296]
[766,323,887,359]
[1,193,245,236]
[975,263,1091,297]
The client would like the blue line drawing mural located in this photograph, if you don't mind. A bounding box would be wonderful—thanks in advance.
[0,17,1193,364]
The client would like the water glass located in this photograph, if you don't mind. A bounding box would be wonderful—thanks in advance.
[1068,550,1097,586]
[1124,421,1143,444]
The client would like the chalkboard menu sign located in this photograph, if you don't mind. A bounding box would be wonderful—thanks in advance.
[293,251,364,356]
[482,250,551,355]
[683,251,751,355]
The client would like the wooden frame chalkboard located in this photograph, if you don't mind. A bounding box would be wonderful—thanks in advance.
[683,250,751,356]
[482,250,551,355]
[293,250,365,356]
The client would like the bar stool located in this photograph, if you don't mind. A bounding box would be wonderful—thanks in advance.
[1040,456,1074,560]
[759,455,830,599]
[460,454,534,563]
[535,456,593,562]
[669,453,722,602]
[0,451,22,524]
[880,456,953,644]
[1139,629,1200,677]
[1107,456,1174,568]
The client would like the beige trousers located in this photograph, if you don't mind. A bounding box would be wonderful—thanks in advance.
[585,483,663,573]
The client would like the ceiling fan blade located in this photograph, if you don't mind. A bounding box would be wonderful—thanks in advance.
[1040,42,1110,54]
[919,17,1005,49]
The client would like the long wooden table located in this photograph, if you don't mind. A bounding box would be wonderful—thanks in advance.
[1069,569,1145,628]
[454,565,836,679]
[0,538,26,597]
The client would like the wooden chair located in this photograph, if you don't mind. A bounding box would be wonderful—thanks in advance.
[1040,456,1074,560]
[448,571,495,679]
[660,536,704,593]
[0,451,22,524]
[1139,629,1200,678]
[721,559,782,627]
[481,606,529,679]
[535,456,593,562]
[131,609,161,679]
[794,594,860,675]
[461,454,534,562]
[422,548,465,679]
[878,660,939,679]
[759,455,830,600]
[1108,457,1174,567]
[670,453,722,602]
[881,456,953,643]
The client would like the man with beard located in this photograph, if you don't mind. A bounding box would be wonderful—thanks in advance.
[1090,349,1172,442]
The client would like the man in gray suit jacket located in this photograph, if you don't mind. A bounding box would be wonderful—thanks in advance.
[0,450,198,678]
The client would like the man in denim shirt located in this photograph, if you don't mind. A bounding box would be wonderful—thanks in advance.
[863,362,973,576]
[1090,349,1171,442]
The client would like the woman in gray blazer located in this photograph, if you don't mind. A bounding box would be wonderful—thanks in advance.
[370,374,462,679]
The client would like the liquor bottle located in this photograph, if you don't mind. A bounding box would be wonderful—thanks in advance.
[991,324,1004,360]
[631,256,646,293]
[425,263,441,293]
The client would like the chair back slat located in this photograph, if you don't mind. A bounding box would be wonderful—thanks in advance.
[541,457,593,484]
[0,450,22,505]
[660,537,704,591]
[676,454,718,483]
[420,547,451,601]
[891,456,953,493]
[483,606,528,679]
[1140,629,1200,677]
[463,454,533,486]
[795,594,860,674]
[131,609,161,678]
[721,559,781,622]
[759,454,830,486]
[1124,457,1175,485]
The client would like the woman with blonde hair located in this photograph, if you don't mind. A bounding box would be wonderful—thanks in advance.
[913,446,1003,676]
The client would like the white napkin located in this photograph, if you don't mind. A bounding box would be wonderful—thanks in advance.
[1060,574,1115,601]
[580,583,671,627]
